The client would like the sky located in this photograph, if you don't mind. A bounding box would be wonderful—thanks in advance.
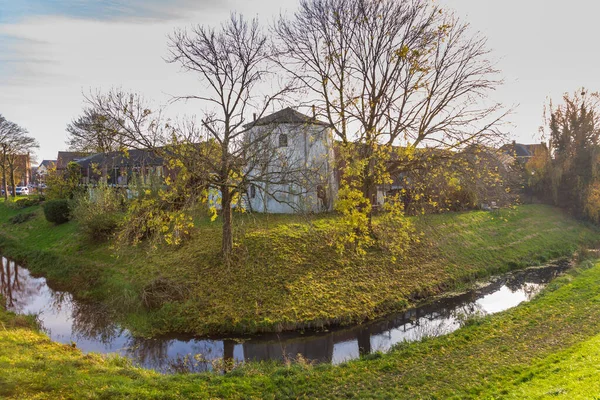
[0,0,598,162]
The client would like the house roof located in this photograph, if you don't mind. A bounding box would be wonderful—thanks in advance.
[246,107,330,128]
[39,160,56,169]
[500,142,546,158]
[56,152,91,169]
[75,149,164,170]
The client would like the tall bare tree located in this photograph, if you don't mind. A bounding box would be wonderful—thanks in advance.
[275,0,508,202]
[66,107,125,154]
[166,14,292,261]
[84,90,166,151]
[6,130,38,197]
[87,15,301,262]
[0,117,37,199]
[0,114,10,199]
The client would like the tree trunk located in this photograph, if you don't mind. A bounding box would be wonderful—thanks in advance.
[357,328,372,357]
[1,147,7,200]
[9,162,16,198]
[221,187,234,263]
[361,147,376,233]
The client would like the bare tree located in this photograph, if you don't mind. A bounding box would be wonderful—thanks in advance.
[6,130,38,197]
[275,0,508,202]
[86,15,328,262]
[66,107,125,153]
[85,90,167,151]
[0,115,10,200]
[166,14,293,261]
[0,117,37,199]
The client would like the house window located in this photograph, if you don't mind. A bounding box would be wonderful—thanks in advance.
[279,134,288,148]
[250,185,256,199]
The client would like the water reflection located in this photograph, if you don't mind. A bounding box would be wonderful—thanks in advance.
[0,256,570,372]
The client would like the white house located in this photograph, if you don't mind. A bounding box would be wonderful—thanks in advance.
[244,108,338,213]
[37,160,56,179]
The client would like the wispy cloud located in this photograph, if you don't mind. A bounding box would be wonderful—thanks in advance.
[0,34,63,87]
[0,0,230,23]
[0,0,298,160]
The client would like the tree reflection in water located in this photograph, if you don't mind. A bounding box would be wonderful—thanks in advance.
[70,301,122,344]
[1,257,44,313]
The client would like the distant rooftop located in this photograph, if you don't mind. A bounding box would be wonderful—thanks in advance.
[500,142,547,158]
[39,160,56,168]
[246,107,330,128]
[75,149,164,169]
[56,151,91,169]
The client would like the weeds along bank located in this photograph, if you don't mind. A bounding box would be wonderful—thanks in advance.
[3,258,600,398]
[0,200,598,337]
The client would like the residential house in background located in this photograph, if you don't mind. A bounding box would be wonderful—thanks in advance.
[12,153,32,186]
[56,151,90,172]
[244,107,338,213]
[74,149,166,186]
[36,160,56,183]
[500,141,548,164]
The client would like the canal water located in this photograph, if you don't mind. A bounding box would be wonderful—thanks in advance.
[0,256,570,373]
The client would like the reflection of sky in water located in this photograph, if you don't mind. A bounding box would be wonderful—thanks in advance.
[477,285,535,313]
[332,340,359,364]
[1,256,566,372]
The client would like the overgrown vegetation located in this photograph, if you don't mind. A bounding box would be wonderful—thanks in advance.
[71,184,124,242]
[44,161,84,200]
[3,258,600,398]
[3,197,43,210]
[8,212,36,225]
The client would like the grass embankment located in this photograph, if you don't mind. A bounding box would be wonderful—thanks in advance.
[4,259,600,398]
[0,202,597,336]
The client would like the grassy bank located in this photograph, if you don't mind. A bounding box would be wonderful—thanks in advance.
[3,258,600,398]
[0,202,597,336]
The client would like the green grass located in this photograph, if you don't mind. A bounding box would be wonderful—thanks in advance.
[495,333,600,399]
[4,258,600,398]
[0,202,597,337]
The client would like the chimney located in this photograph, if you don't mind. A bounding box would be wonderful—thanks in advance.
[253,113,257,121]
[312,105,316,119]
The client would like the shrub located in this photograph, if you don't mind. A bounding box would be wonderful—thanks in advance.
[72,186,125,242]
[8,212,36,224]
[1,197,40,210]
[15,197,42,209]
[45,162,84,200]
[43,199,71,224]
[141,277,191,309]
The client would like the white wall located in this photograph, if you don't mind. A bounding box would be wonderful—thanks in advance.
[245,122,338,214]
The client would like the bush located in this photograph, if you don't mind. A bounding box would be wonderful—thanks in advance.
[43,199,71,224]
[8,212,36,224]
[141,277,191,309]
[15,197,42,209]
[2,197,40,210]
[45,162,84,200]
[71,186,124,242]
